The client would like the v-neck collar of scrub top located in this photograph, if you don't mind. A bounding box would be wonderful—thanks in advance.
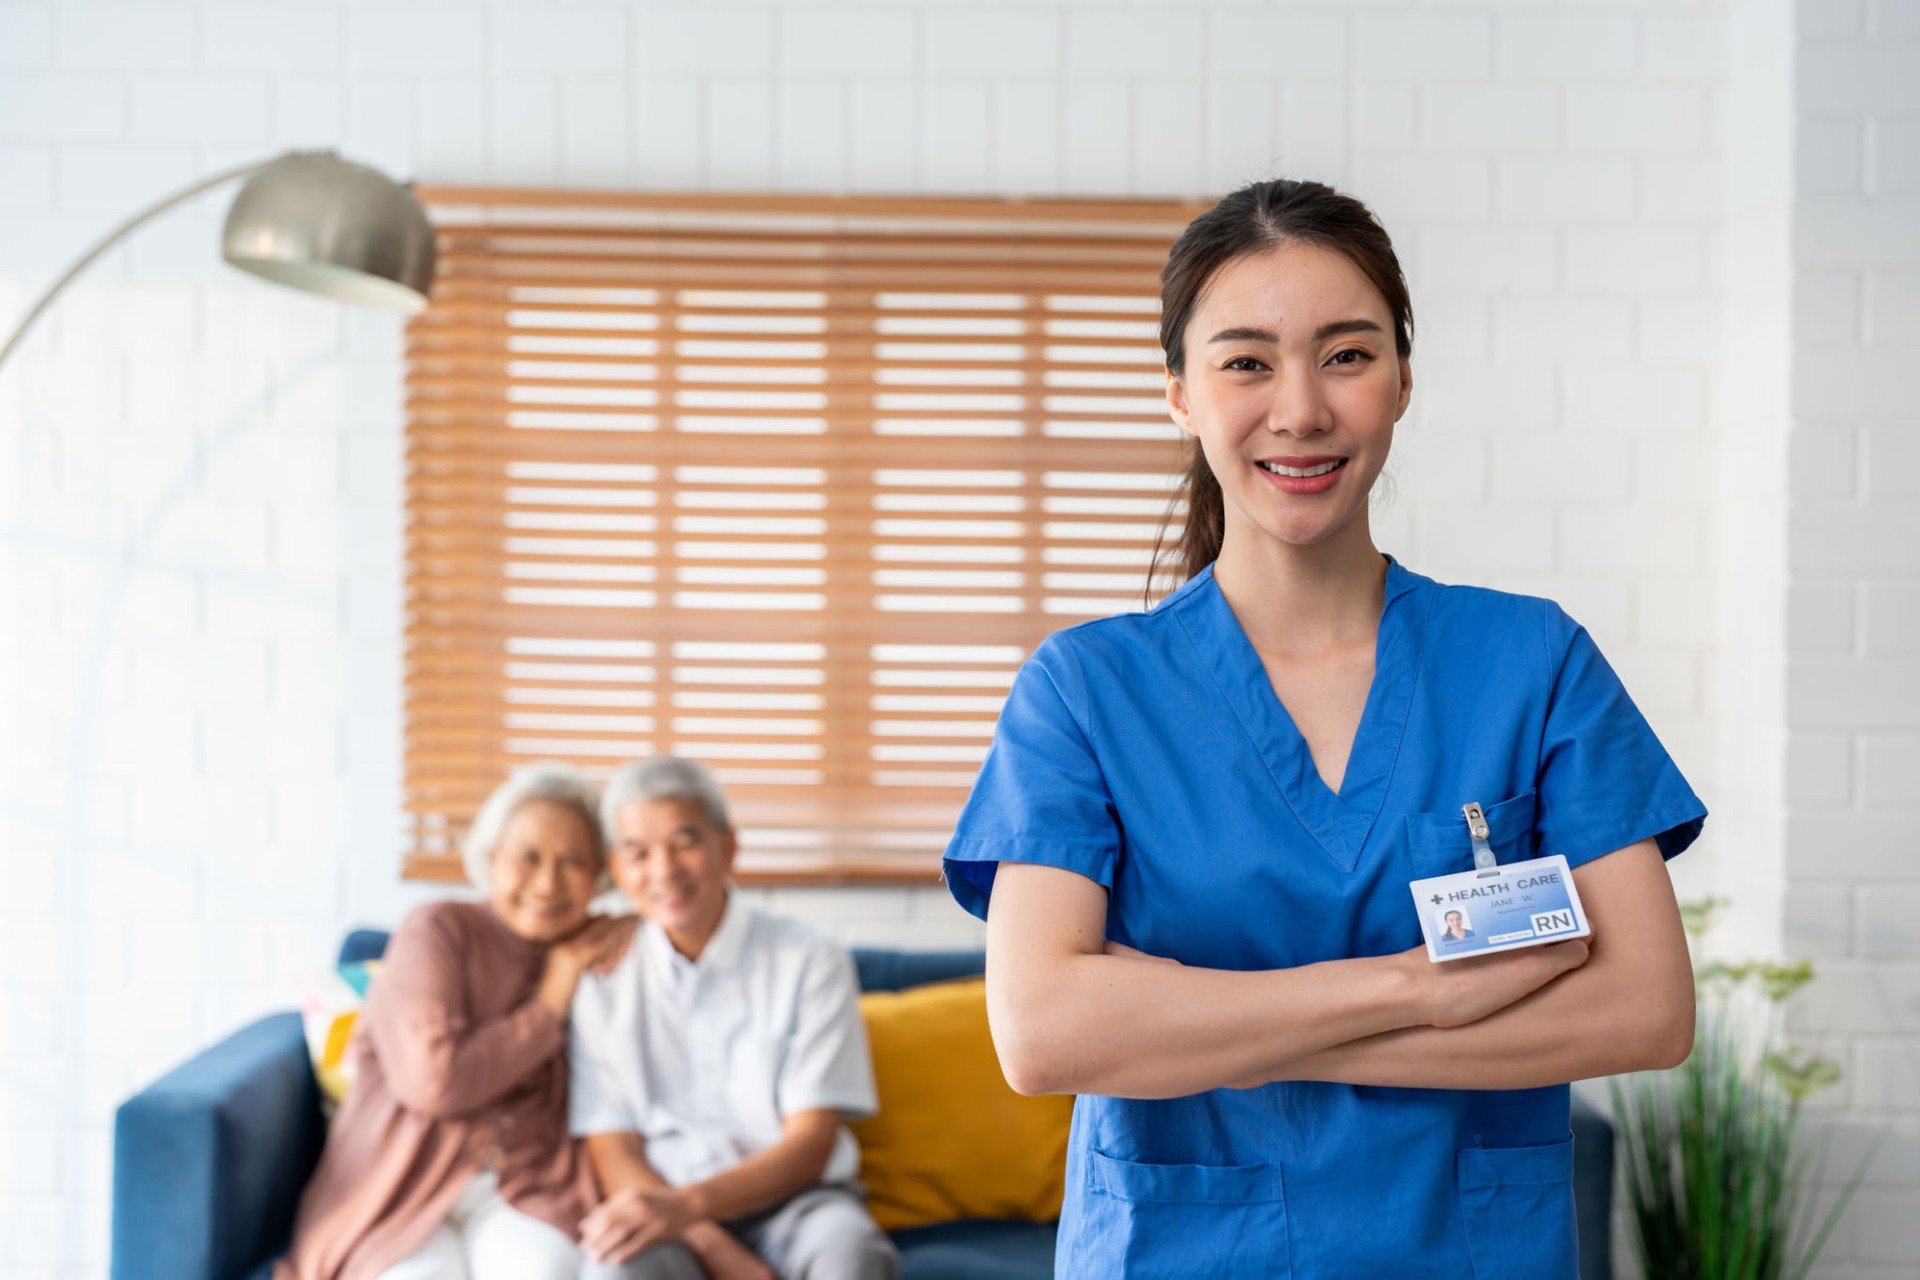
[1166,555,1435,873]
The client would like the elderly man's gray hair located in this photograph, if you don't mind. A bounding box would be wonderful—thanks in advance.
[462,761,605,890]
[602,756,732,834]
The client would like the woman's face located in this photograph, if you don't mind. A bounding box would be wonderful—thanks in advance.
[1166,242,1411,554]
[487,799,600,943]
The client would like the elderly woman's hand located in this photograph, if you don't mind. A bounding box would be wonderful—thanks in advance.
[568,913,640,976]
[536,914,639,1017]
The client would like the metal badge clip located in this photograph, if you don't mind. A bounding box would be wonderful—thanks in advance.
[1462,801,1498,873]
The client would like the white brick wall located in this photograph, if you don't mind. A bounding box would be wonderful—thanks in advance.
[0,1,1912,1276]
[1768,0,1920,1272]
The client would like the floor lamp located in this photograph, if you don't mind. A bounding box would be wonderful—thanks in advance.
[0,152,439,1167]
[0,146,439,824]
[0,149,437,373]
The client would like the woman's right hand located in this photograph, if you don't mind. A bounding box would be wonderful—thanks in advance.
[1407,938,1590,1029]
[537,914,639,1018]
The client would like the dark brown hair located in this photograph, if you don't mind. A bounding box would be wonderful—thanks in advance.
[1147,180,1414,597]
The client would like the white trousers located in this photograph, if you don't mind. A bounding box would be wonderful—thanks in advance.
[376,1171,580,1280]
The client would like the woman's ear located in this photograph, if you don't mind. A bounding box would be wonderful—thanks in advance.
[1395,357,1414,421]
[1166,369,1194,435]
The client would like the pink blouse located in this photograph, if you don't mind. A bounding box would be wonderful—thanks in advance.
[276,901,598,1280]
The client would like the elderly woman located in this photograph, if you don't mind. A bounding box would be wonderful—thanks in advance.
[277,763,634,1280]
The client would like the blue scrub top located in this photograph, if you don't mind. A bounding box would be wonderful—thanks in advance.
[944,558,1705,1280]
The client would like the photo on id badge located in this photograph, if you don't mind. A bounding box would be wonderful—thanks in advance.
[1409,803,1591,963]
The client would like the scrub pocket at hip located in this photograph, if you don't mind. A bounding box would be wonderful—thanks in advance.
[1455,1136,1578,1280]
[1080,1148,1291,1279]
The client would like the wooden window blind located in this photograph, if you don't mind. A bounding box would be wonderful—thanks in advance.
[403,188,1210,884]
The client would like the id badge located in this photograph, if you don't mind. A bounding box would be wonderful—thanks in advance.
[1409,802,1591,963]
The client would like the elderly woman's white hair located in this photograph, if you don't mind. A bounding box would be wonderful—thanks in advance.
[462,761,607,890]
[601,756,732,834]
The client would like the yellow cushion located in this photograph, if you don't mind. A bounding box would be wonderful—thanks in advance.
[852,977,1072,1231]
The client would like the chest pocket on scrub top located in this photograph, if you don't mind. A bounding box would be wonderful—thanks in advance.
[1082,1149,1292,1278]
[1403,789,1539,883]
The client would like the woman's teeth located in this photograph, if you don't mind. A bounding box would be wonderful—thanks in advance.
[1258,459,1344,478]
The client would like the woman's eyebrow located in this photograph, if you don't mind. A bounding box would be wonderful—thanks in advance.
[1313,318,1385,341]
[1206,318,1384,344]
[1206,325,1279,344]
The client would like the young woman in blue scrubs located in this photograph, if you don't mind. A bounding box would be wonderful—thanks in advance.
[943,180,1706,1279]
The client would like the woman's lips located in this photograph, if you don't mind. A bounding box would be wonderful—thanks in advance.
[1255,456,1348,495]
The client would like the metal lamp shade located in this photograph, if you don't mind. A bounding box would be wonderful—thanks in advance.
[221,153,437,313]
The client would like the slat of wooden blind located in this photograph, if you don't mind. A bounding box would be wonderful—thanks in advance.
[403,187,1200,884]
[415,185,1207,219]
[435,223,1181,250]
[435,251,1171,276]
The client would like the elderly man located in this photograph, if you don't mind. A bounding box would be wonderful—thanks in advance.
[570,756,899,1280]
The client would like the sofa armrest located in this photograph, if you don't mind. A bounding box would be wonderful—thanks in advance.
[112,1011,325,1280]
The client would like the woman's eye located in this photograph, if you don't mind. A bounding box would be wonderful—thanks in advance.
[1327,348,1372,367]
[1222,355,1265,372]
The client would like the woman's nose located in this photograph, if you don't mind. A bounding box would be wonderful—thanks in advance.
[1266,370,1333,436]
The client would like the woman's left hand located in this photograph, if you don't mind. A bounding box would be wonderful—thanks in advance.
[578,913,639,976]
[551,913,638,974]
[537,915,639,1016]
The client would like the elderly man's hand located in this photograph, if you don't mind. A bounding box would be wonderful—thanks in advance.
[580,1184,697,1264]
[691,1230,775,1280]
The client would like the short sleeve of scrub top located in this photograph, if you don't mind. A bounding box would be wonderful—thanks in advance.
[944,635,1119,919]
[1534,601,1703,866]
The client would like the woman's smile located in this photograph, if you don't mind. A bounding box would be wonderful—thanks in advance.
[1256,454,1349,494]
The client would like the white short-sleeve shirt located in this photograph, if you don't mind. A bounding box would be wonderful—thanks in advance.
[568,897,877,1188]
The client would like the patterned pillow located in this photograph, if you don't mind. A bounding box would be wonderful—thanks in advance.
[298,960,382,1106]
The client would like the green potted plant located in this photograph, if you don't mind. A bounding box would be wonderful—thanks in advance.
[1610,899,1878,1280]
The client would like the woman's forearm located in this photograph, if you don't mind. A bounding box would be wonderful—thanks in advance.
[1274,971,1697,1090]
[988,863,1425,1098]
[380,999,564,1117]
[986,861,1588,1100]
[1260,938,1693,1090]
[992,945,1426,1099]
[1252,842,1696,1091]
[368,908,567,1118]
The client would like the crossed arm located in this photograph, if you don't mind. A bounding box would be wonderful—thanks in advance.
[984,838,1693,1100]
[579,1110,841,1270]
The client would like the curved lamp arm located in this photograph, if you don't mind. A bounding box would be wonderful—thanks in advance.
[0,149,436,382]
[0,156,274,377]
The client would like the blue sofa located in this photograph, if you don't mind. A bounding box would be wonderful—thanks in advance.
[112,932,1613,1279]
